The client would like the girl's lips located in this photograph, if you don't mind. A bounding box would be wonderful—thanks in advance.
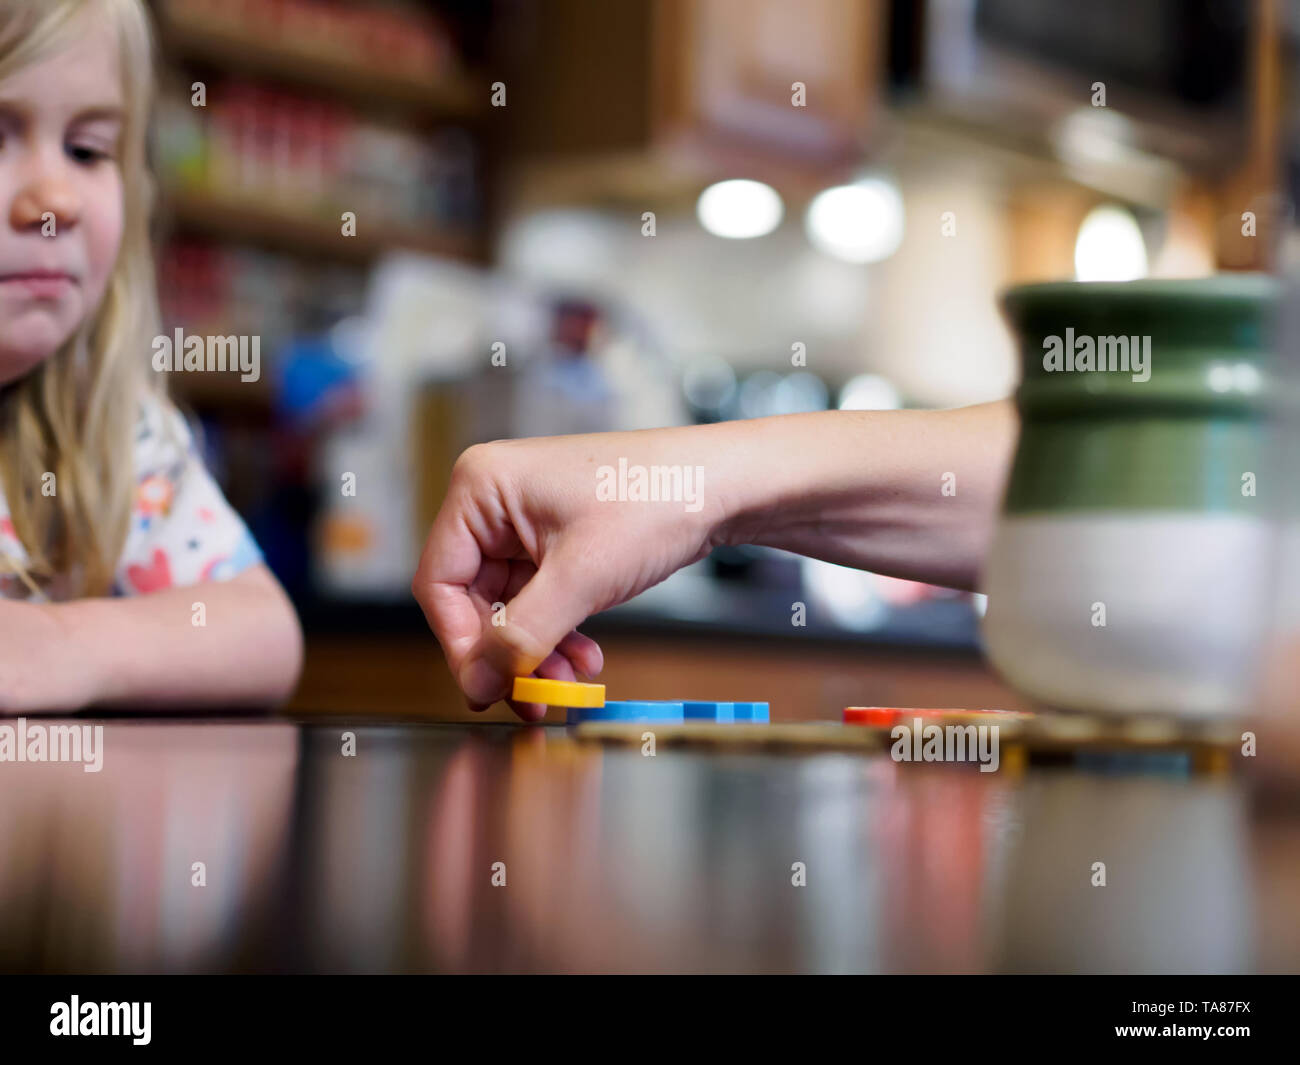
[0,272,77,299]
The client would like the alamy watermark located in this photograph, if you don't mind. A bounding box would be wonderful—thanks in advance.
[50,996,150,1045]
[1043,329,1150,383]
[0,718,103,772]
[152,328,261,383]
[596,457,704,513]
[890,716,1000,772]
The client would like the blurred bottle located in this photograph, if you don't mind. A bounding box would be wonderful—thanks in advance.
[156,76,475,235]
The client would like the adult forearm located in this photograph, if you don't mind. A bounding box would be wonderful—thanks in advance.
[714,401,1019,591]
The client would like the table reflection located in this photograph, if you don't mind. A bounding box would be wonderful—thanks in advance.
[0,718,1292,972]
[0,721,298,972]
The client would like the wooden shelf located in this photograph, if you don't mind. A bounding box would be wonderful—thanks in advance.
[157,10,482,121]
[160,186,485,265]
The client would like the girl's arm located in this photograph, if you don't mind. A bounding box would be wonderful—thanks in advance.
[413,399,1018,717]
[9,564,303,711]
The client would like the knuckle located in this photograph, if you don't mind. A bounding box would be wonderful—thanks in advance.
[451,442,496,483]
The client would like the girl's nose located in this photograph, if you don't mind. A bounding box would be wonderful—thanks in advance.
[10,175,80,233]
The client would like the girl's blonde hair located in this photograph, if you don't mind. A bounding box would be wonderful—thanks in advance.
[0,0,160,597]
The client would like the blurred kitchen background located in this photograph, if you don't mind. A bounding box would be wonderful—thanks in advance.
[145,0,1293,720]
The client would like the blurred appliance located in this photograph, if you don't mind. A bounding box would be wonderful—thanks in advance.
[903,0,1251,194]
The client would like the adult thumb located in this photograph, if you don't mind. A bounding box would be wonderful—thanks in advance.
[460,546,606,702]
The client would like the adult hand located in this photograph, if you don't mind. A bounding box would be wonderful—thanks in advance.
[413,432,722,720]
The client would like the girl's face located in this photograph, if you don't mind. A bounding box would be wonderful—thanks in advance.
[0,12,124,384]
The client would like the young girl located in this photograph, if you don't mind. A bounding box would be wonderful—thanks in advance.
[0,0,301,710]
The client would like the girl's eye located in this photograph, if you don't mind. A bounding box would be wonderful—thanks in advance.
[67,144,112,165]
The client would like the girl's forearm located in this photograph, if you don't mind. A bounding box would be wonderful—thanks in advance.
[713,401,1019,591]
[62,565,303,708]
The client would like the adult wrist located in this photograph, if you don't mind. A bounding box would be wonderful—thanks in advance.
[702,414,792,550]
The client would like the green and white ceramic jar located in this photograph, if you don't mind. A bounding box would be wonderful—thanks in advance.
[982,275,1280,717]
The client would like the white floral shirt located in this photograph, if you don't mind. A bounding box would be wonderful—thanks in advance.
[0,394,263,600]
